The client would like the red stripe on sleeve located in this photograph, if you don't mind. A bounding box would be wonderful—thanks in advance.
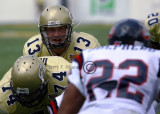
[76,54,83,70]
[75,54,84,78]
[50,101,57,114]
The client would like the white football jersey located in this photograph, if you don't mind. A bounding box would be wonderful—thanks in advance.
[68,45,160,114]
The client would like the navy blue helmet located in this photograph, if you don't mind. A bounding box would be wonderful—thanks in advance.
[108,19,150,46]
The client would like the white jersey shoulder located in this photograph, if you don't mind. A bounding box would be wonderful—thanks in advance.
[145,10,160,43]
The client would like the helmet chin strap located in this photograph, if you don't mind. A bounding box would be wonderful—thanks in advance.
[49,40,70,57]
[10,81,48,108]
[51,42,65,49]
[49,37,66,49]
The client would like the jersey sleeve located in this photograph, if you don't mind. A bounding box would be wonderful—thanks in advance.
[0,78,15,114]
[144,10,160,43]
[73,32,100,51]
[0,68,12,87]
[23,34,43,56]
[67,53,85,96]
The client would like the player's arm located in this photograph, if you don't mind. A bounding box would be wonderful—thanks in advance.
[155,59,160,113]
[58,54,86,114]
[58,83,85,114]
[0,68,12,86]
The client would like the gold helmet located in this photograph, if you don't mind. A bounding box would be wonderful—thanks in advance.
[39,5,73,54]
[10,55,48,107]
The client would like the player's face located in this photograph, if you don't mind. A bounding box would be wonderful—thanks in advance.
[46,26,67,45]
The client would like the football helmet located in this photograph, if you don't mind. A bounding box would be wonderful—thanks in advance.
[39,5,73,55]
[108,19,150,46]
[10,55,48,107]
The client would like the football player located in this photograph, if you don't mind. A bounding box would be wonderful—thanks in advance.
[145,10,160,49]
[58,19,158,114]
[0,55,71,114]
[145,10,160,113]
[23,5,100,62]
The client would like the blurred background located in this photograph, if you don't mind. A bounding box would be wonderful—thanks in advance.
[0,0,160,79]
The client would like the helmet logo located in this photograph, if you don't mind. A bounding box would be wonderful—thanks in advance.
[48,21,60,25]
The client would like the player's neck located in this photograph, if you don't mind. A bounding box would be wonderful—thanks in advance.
[51,44,68,56]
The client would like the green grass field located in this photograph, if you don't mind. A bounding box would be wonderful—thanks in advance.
[0,24,112,79]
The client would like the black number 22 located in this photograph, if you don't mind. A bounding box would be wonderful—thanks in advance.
[87,59,148,104]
